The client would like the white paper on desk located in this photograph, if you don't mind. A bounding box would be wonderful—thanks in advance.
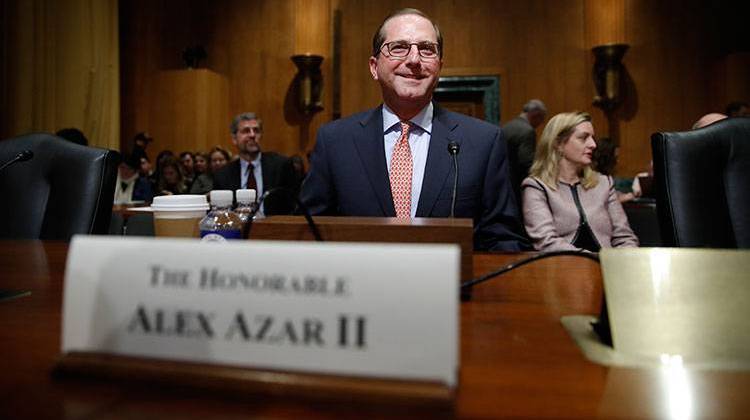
[62,236,459,387]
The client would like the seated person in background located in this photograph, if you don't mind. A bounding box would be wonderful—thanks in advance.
[503,99,547,204]
[114,150,153,204]
[155,156,188,196]
[629,166,651,200]
[133,132,153,158]
[179,151,196,190]
[692,112,727,129]
[139,155,153,178]
[213,112,298,215]
[725,101,749,118]
[56,128,89,146]
[593,137,639,203]
[149,150,174,186]
[522,111,638,252]
[189,147,231,194]
[194,152,209,176]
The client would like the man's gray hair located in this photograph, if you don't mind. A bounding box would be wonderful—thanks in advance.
[230,112,263,135]
[522,99,547,114]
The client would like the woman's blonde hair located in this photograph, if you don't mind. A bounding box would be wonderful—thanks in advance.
[529,111,599,190]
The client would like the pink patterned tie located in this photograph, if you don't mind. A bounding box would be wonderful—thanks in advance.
[390,121,412,218]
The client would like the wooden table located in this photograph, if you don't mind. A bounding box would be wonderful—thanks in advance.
[1,241,748,418]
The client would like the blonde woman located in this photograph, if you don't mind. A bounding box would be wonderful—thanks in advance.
[521,111,638,251]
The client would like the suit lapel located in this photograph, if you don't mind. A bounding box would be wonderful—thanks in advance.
[352,106,395,216]
[416,105,457,216]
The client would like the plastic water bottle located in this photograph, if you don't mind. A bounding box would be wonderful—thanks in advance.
[235,189,257,228]
[199,190,242,241]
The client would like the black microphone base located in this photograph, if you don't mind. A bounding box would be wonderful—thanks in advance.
[460,287,473,302]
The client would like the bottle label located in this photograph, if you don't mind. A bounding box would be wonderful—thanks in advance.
[200,230,242,242]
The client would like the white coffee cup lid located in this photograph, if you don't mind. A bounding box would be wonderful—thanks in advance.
[149,194,210,211]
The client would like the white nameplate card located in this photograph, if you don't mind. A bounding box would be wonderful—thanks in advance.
[62,236,459,387]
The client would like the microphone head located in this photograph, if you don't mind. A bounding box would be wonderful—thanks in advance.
[17,150,34,162]
[447,142,460,155]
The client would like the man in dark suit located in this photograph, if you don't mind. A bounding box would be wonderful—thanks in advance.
[503,99,547,204]
[300,8,526,251]
[213,112,298,215]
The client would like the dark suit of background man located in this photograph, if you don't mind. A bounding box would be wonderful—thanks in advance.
[502,99,547,205]
[213,112,297,215]
[300,8,527,251]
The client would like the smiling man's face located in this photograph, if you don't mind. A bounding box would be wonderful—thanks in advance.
[369,13,443,119]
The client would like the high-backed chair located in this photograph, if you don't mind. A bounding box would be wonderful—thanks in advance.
[622,200,662,247]
[0,133,119,240]
[651,117,750,248]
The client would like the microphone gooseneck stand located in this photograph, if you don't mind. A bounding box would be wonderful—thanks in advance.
[447,142,460,218]
[0,150,34,173]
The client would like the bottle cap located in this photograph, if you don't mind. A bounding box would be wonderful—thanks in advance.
[236,189,256,204]
[209,190,234,207]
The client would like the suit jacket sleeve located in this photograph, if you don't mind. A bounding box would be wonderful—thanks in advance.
[475,128,529,251]
[300,125,338,215]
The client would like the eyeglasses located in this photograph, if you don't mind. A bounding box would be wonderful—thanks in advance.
[379,41,440,59]
[238,126,262,135]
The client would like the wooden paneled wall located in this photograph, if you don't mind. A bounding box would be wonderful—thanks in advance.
[120,0,747,176]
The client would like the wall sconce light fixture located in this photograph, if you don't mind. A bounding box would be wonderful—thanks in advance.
[291,54,324,116]
[592,43,629,112]
[182,45,207,69]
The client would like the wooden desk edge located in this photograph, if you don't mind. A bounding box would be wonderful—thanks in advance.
[53,352,455,407]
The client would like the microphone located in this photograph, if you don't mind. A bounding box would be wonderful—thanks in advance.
[242,187,323,242]
[0,150,34,173]
[447,142,460,218]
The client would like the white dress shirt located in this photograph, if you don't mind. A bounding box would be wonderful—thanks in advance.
[113,173,138,204]
[382,102,433,218]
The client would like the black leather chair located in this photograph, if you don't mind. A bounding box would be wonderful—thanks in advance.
[0,133,119,240]
[651,117,750,248]
[622,199,662,247]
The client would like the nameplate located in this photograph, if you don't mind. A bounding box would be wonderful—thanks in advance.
[62,236,459,387]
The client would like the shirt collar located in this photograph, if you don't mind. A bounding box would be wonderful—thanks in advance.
[240,152,262,172]
[382,102,433,134]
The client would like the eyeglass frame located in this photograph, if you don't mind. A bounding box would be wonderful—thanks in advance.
[377,41,441,60]
[237,125,262,135]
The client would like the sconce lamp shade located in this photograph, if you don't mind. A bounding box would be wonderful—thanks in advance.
[291,54,324,116]
[592,43,629,112]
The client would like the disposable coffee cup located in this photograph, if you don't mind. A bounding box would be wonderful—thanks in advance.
[150,195,210,238]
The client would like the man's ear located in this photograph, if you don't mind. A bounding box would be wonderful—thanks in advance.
[368,56,378,80]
